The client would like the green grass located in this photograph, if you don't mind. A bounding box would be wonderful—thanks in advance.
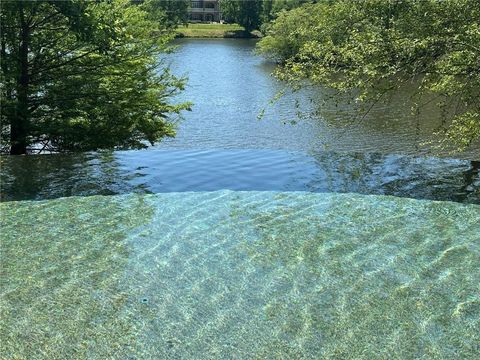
[176,23,259,38]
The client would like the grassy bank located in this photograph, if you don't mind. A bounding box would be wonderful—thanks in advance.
[176,23,261,38]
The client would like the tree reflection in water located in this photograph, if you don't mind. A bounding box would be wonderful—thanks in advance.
[1,150,478,204]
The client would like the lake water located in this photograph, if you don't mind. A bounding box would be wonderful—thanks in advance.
[1,39,479,359]
[162,39,479,159]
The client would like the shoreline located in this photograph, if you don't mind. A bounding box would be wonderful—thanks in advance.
[175,23,262,39]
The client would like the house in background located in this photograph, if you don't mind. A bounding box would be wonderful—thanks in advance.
[188,0,222,22]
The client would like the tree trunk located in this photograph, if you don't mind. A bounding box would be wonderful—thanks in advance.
[10,5,30,155]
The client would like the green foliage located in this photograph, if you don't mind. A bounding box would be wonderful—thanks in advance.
[220,0,263,33]
[257,4,317,61]
[220,0,311,33]
[258,0,480,152]
[133,0,189,27]
[263,0,314,23]
[1,0,190,154]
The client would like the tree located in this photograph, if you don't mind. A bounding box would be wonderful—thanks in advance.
[1,0,190,155]
[157,0,189,26]
[258,0,480,152]
[268,0,313,20]
[220,0,263,33]
[132,0,189,27]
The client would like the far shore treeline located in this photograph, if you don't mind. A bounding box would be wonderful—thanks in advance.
[1,0,479,155]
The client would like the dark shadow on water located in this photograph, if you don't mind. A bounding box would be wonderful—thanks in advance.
[0,152,137,201]
[1,149,479,204]
[224,30,260,38]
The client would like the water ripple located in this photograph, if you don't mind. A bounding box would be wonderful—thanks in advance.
[1,191,479,358]
[1,150,479,204]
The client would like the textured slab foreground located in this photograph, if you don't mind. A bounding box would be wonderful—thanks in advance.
[1,191,479,359]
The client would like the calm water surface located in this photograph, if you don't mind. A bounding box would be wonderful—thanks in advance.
[1,39,480,359]
[162,39,479,159]
[1,149,479,203]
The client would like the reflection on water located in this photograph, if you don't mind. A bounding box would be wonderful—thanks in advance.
[1,191,479,358]
[164,39,479,159]
[1,149,479,204]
